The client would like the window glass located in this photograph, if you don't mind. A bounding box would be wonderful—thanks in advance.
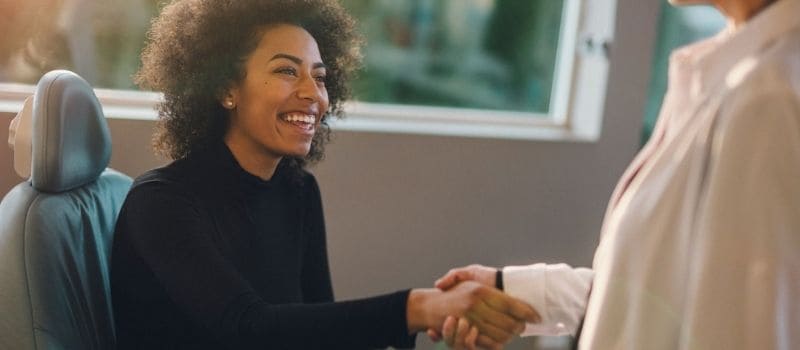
[2,0,567,116]
[0,0,160,90]
[341,0,565,115]
[641,3,724,143]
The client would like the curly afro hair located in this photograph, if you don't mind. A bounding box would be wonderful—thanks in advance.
[135,0,361,173]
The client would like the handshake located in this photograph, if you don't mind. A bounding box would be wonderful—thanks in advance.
[407,265,540,350]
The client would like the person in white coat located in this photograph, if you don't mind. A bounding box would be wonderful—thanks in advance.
[432,0,800,348]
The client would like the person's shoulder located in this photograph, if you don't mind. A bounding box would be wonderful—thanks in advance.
[275,161,318,188]
[301,169,322,190]
[128,158,198,199]
[714,36,800,147]
[298,168,318,185]
[733,27,800,96]
[768,24,800,61]
[132,157,180,184]
[287,168,321,199]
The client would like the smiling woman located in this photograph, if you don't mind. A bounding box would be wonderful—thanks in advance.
[133,0,360,173]
[110,1,539,349]
[219,25,331,180]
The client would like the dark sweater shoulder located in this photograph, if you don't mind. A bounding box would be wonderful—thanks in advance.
[126,158,192,194]
[139,154,316,182]
[128,153,319,202]
[132,156,204,189]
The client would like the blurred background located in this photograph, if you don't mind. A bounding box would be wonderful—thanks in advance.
[1,0,564,114]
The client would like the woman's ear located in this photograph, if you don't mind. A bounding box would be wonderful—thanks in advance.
[220,88,238,110]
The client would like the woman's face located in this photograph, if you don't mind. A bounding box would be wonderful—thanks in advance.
[224,24,328,162]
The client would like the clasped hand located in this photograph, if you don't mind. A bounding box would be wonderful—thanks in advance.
[422,265,539,350]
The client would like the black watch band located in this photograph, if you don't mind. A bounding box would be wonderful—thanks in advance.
[495,269,504,290]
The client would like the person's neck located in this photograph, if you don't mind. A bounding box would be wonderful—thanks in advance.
[716,0,777,27]
[223,137,281,181]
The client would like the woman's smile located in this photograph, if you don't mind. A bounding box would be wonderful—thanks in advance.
[278,111,317,136]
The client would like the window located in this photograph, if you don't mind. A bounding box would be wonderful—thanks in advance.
[642,3,725,143]
[341,0,563,114]
[1,0,615,141]
[0,0,159,90]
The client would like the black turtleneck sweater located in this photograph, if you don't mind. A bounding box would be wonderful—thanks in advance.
[111,143,416,349]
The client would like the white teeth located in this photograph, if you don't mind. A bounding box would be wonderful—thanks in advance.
[284,113,315,124]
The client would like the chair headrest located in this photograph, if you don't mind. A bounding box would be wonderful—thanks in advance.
[8,70,111,192]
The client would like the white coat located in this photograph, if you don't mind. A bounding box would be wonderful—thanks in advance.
[504,1,800,348]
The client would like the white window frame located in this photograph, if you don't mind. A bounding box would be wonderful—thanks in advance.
[0,0,615,142]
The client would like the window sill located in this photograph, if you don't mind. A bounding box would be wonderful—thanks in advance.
[0,83,598,143]
[337,102,596,142]
[0,83,160,121]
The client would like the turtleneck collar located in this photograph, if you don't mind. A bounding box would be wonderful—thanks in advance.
[194,141,282,191]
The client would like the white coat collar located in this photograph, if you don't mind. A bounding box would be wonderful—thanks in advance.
[670,0,800,98]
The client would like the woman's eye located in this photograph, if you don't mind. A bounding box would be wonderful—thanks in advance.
[314,75,327,84]
[275,67,297,76]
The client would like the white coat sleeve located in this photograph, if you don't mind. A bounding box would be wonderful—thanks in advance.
[681,86,800,350]
[502,263,593,336]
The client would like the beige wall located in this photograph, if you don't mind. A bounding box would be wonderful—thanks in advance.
[0,115,167,194]
[0,1,660,348]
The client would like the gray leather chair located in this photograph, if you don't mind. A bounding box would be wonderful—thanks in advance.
[0,70,132,349]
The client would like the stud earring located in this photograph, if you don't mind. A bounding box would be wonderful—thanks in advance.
[225,100,235,109]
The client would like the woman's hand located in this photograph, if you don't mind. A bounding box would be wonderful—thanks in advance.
[430,316,508,350]
[441,316,478,350]
[427,264,508,347]
[435,264,498,290]
[407,281,539,346]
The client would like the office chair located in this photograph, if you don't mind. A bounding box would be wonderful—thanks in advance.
[0,70,132,349]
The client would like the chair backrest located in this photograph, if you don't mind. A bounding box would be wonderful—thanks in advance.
[0,70,132,350]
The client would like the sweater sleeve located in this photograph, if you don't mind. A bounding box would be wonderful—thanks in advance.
[122,181,416,349]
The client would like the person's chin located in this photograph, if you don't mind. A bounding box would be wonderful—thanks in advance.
[285,145,312,159]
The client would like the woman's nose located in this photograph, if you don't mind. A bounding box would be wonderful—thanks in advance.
[296,75,325,103]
